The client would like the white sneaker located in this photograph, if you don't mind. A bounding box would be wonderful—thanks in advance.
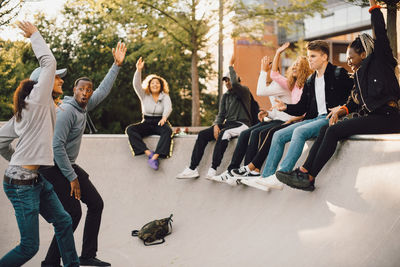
[255,175,284,190]
[212,170,240,186]
[176,167,199,179]
[241,178,270,192]
[205,168,217,180]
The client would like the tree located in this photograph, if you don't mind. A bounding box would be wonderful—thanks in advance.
[0,0,24,27]
[344,0,400,58]
[0,0,218,131]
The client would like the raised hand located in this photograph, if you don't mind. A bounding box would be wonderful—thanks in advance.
[229,53,235,66]
[276,42,290,54]
[261,56,272,72]
[112,41,127,67]
[17,21,38,38]
[136,57,145,71]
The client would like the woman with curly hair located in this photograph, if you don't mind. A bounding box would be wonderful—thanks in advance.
[126,57,173,170]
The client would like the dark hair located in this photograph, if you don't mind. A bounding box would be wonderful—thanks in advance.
[74,77,93,87]
[13,79,36,122]
[307,40,329,56]
[348,37,365,55]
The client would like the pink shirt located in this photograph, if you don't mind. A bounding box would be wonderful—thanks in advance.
[270,71,303,104]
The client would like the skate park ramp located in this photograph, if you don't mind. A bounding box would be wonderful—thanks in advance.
[1,134,400,267]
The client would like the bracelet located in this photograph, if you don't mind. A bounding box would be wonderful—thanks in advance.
[339,105,349,115]
[369,5,381,13]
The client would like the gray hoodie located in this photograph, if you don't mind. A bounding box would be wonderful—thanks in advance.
[53,64,120,181]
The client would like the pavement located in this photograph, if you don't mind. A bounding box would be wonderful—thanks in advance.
[1,134,400,267]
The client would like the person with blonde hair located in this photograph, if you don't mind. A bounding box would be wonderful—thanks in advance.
[126,57,173,170]
[224,43,312,183]
[277,0,400,191]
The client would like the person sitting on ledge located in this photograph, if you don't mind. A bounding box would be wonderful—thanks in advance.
[176,54,253,179]
[276,0,400,191]
[125,57,173,170]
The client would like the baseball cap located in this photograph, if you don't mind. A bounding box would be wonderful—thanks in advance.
[30,67,67,82]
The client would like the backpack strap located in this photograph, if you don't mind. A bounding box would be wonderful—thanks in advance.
[131,230,139,237]
[144,238,165,246]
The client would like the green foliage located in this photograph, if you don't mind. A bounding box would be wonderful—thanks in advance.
[0,0,218,131]
[0,0,24,27]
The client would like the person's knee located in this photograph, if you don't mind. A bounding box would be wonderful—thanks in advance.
[69,205,82,226]
[20,239,39,259]
[292,127,309,140]
[198,128,209,139]
[89,196,104,213]
[162,125,172,135]
[126,125,138,136]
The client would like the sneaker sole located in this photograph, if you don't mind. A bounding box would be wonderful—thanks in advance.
[276,172,314,192]
[176,175,199,179]
[256,180,283,190]
[241,179,270,192]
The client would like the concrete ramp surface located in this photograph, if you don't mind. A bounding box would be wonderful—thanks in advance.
[1,135,400,267]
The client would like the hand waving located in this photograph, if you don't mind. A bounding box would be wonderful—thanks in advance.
[113,41,127,67]
[136,57,145,71]
[276,42,290,54]
[17,21,38,38]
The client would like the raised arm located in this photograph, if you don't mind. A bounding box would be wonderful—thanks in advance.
[369,1,396,66]
[257,56,287,96]
[18,21,56,104]
[87,42,126,111]
[132,57,146,100]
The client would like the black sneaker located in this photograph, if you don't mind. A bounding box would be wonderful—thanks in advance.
[276,170,315,192]
[231,166,250,177]
[41,261,62,267]
[79,257,111,266]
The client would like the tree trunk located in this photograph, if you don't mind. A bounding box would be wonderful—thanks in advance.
[191,44,201,126]
[218,0,224,105]
[386,2,398,58]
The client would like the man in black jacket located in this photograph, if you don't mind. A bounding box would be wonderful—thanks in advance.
[176,56,253,179]
[276,0,400,191]
[241,40,353,191]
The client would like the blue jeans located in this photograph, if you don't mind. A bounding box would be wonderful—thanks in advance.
[0,176,79,267]
[261,115,328,177]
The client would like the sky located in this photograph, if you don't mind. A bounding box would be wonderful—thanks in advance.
[0,0,66,40]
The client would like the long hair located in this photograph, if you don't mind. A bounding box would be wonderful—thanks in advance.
[13,79,36,122]
[142,74,169,95]
[286,56,313,90]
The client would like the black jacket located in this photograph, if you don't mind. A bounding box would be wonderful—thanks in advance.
[285,62,353,120]
[347,8,400,114]
[214,66,253,126]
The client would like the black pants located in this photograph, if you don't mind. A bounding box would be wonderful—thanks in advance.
[227,120,283,171]
[39,164,103,263]
[250,123,293,169]
[190,121,244,170]
[303,109,400,178]
[126,116,173,158]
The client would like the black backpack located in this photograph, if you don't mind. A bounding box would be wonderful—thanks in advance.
[131,214,173,246]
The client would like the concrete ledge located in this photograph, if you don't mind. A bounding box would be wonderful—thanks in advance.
[1,135,400,267]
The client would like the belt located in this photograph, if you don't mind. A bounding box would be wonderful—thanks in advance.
[4,175,40,185]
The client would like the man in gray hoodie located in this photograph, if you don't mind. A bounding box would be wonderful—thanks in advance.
[39,42,127,267]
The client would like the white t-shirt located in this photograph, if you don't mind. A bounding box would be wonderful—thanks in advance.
[315,75,327,115]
